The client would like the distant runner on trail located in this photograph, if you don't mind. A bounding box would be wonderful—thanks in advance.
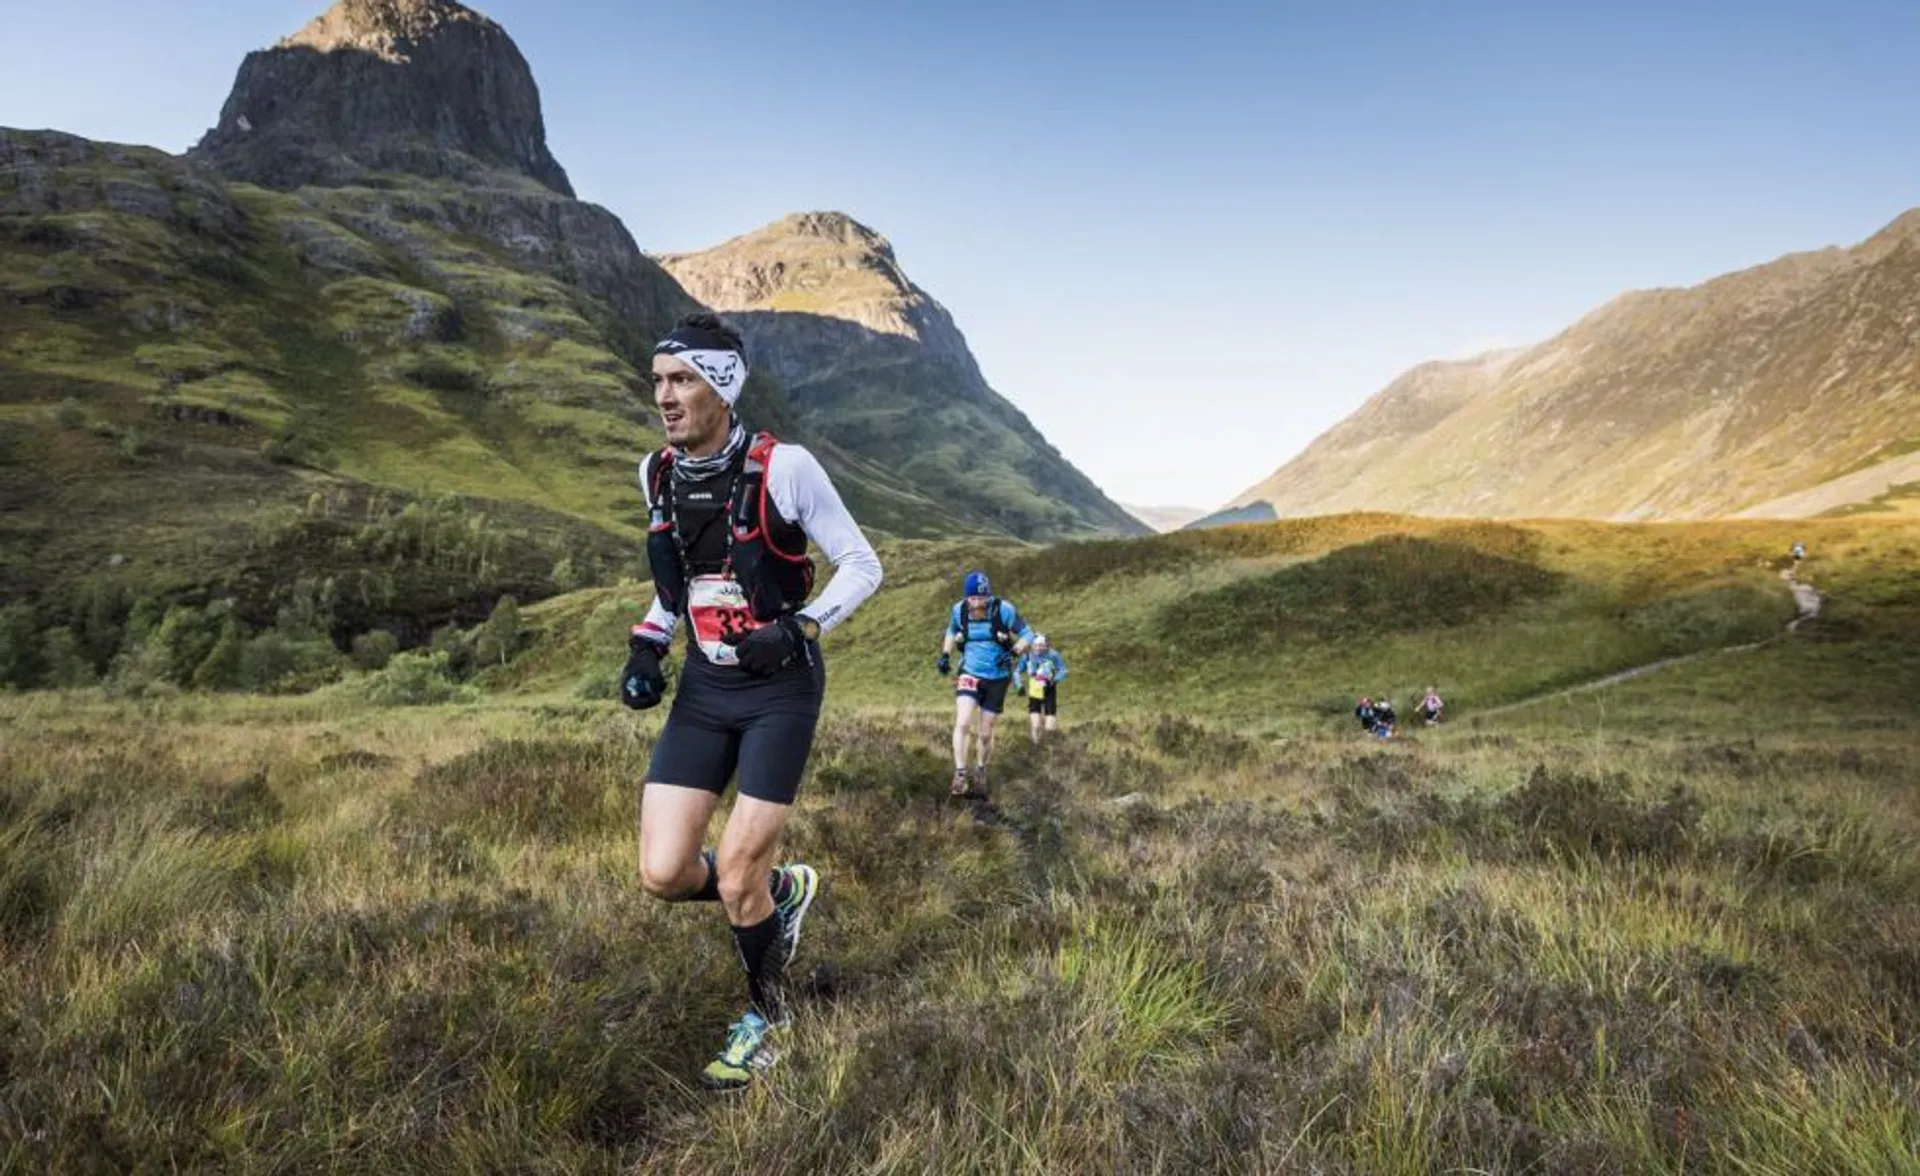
[1355,696,1378,734]
[1791,540,1807,563]
[623,312,882,1091]
[1374,698,1399,738]
[937,570,1032,796]
[1013,634,1068,745]
[1418,686,1445,726]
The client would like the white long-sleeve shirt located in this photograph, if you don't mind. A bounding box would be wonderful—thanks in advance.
[634,441,882,645]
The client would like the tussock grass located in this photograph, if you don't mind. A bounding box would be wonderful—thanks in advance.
[3,513,1916,1169]
[3,687,1917,1172]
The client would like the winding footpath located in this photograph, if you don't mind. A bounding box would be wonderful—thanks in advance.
[1470,569,1822,721]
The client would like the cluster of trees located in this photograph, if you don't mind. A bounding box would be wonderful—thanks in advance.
[0,581,527,700]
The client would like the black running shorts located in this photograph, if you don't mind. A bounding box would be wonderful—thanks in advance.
[956,673,1012,715]
[1027,683,1058,717]
[647,647,825,806]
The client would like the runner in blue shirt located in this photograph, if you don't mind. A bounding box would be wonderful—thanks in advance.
[935,570,1033,796]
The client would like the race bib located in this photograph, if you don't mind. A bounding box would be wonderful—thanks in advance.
[688,576,764,666]
[1026,677,1048,700]
[956,674,981,694]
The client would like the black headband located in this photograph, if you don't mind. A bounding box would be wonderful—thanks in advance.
[655,323,739,355]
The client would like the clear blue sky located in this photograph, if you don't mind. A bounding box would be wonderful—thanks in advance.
[5,1,1920,508]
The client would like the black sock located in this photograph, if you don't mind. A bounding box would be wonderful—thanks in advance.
[678,850,719,903]
[731,913,786,1021]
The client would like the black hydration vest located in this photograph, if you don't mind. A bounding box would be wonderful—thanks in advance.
[644,432,815,623]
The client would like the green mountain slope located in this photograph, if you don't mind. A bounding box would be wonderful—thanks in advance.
[0,0,996,661]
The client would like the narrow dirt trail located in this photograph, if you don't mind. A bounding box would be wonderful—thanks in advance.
[1470,570,1822,721]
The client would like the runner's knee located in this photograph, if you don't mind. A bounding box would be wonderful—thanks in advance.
[639,851,698,900]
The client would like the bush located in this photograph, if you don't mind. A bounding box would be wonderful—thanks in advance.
[146,604,220,686]
[40,627,96,688]
[274,577,338,642]
[192,620,245,690]
[237,632,342,693]
[430,622,472,678]
[357,651,475,707]
[0,603,43,689]
[472,596,522,670]
[55,397,85,429]
[350,630,399,672]
[261,431,322,466]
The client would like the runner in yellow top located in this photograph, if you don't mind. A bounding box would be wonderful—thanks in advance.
[1012,634,1068,745]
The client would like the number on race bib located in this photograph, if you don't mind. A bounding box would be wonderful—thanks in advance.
[688,576,765,665]
[956,674,981,693]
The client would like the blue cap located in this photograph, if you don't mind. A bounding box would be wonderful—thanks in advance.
[963,570,991,597]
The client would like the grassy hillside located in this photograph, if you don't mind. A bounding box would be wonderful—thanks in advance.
[3,511,1917,1171]
[511,514,1917,738]
[0,130,988,677]
[1233,212,1920,522]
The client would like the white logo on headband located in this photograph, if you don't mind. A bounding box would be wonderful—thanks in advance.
[666,348,749,406]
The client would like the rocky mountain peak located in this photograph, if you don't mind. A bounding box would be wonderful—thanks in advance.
[189,0,573,196]
[657,210,970,363]
[777,210,894,254]
[279,0,482,61]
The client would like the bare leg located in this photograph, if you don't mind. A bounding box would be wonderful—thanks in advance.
[716,796,793,927]
[638,782,721,899]
[977,710,999,770]
[952,696,979,771]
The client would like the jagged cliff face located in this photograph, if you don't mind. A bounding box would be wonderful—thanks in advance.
[191,0,573,197]
[659,212,1147,540]
[1230,214,1920,521]
[187,0,701,402]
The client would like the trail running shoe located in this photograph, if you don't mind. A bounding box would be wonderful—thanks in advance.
[773,863,819,967]
[950,767,970,796]
[701,1010,779,1091]
[972,764,989,794]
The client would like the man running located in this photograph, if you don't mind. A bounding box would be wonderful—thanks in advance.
[936,571,1032,796]
[1418,685,1444,726]
[1013,633,1068,745]
[623,312,882,1091]
[1355,696,1377,734]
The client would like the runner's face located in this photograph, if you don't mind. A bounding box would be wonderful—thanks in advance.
[651,355,731,453]
[966,594,990,614]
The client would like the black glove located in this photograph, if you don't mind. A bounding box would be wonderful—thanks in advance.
[734,616,805,678]
[936,652,952,676]
[619,635,668,710]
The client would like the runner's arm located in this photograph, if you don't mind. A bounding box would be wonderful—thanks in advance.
[1006,602,1034,656]
[633,453,678,646]
[767,444,883,634]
